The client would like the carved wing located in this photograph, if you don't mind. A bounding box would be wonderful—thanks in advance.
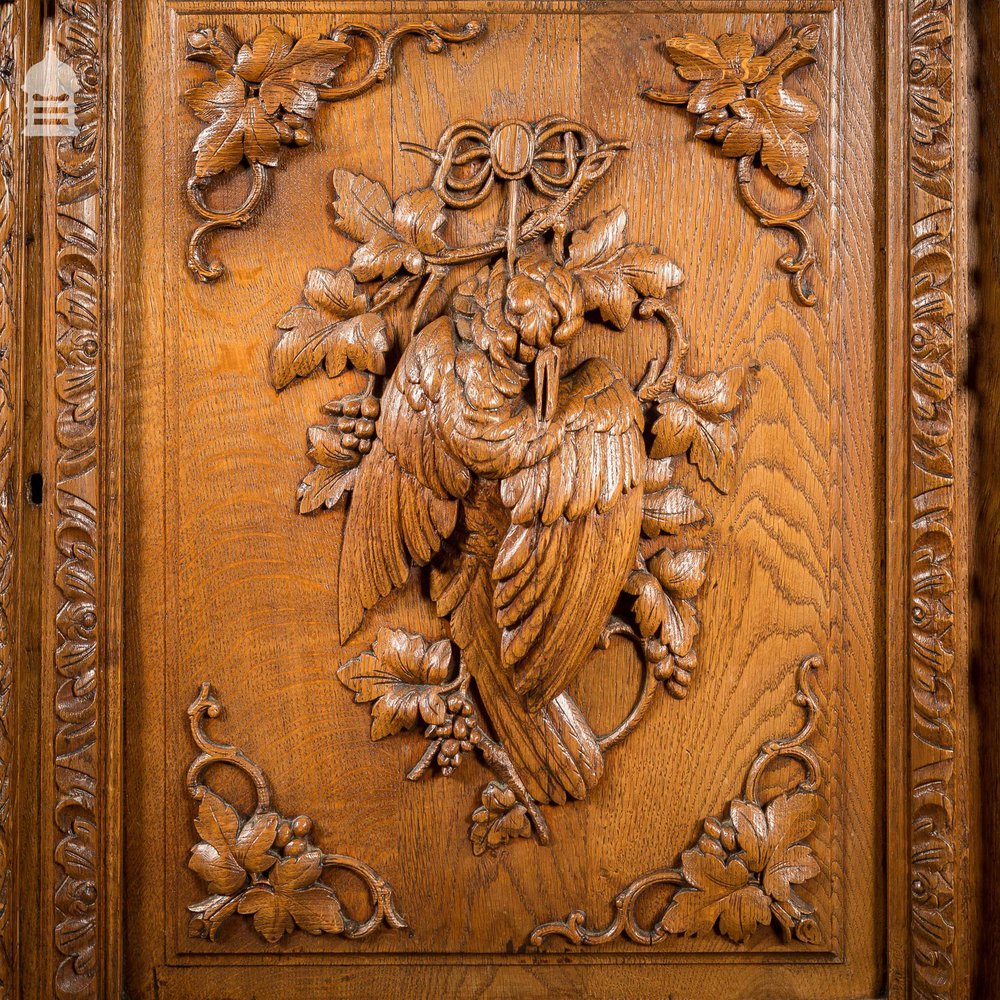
[493,358,645,712]
[339,318,471,642]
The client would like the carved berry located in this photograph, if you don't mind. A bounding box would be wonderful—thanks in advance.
[284,838,309,857]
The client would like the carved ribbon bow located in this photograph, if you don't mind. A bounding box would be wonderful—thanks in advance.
[401,115,621,208]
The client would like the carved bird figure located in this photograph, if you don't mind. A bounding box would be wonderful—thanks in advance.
[337,122,646,805]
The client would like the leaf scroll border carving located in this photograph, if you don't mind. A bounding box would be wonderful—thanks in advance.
[6,0,971,995]
[903,1,962,997]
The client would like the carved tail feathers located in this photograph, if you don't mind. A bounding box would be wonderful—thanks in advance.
[431,519,604,806]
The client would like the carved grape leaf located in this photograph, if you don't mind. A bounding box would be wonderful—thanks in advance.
[234,26,351,117]
[664,32,771,113]
[272,267,390,389]
[720,58,819,186]
[297,421,361,514]
[650,366,745,493]
[658,852,770,943]
[188,791,279,897]
[331,170,447,282]
[186,73,280,178]
[640,485,705,537]
[731,792,820,903]
[238,850,345,943]
[625,548,707,657]
[469,782,532,856]
[567,207,683,329]
[337,628,452,740]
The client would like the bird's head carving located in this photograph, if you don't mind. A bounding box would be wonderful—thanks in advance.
[453,253,586,423]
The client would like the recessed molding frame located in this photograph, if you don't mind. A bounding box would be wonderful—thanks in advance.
[0,1,982,998]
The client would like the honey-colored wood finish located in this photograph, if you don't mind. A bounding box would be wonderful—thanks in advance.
[1,1,987,998]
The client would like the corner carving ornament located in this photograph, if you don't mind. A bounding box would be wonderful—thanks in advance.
[185,684,406,944]
[270,116,750,853]
[645,24,821,306]
[181,20,482,282]
[530,657,824,949]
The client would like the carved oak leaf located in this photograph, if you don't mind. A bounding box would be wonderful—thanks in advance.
[186,73,280,178]
[272,267,390,389]
[567,207,683,329]
[331,170,447,282]
[650,366,745,493]
[188,791,279,897]
[234,27,351,118]
[658,851,771,943]
[238,850,345,943]
[337,628,451,740]
[470,782,533,856]
[731,792,820,903]
[665,32,772,114]
[721,59,819,186]
[298,422,360,514]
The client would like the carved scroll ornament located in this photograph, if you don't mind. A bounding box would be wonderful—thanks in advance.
[182,19,481,282]
[645,24,821,306]
[185,684,405,944]
[271,116,751,854]
[530,656,824,949]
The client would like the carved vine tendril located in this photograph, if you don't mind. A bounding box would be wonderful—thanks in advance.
[644,24,821,306]
[530,656,824,949]
[183,19,481,282]
[185,684,406,943]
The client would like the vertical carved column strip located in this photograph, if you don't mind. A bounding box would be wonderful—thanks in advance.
[52,0,109,996]
[0,3,20,996]
[902,1,968,997]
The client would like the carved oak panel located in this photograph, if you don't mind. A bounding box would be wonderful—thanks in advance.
[0,0,960,996]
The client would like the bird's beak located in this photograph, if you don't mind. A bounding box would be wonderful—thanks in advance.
[535,346,559,424]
